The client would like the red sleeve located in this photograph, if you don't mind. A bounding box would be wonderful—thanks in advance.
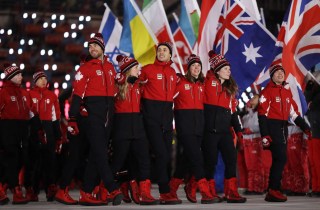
[72,66,88,98]
[54,96,61,120]
[257,88,271,116]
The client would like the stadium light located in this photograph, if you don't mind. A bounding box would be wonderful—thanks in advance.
[71,32,77,38]
[1,73,5,79]
[62,82,68,89]
[78,24,84,30]
[71,23,76,30]
[44,64,49,70]
[0,29,4,34]
[52,64,57,71]
[79,16,84,21]
[40,49,46,56]
[51,23,57,28]
[65,74,71,81]
[28,39,33,45]
[59,15,65,21]
[32,13,37,19]
[48,49,53,56]
[7,29,12,35]
[23,13,28,19]
[246,86,251,93]
[43,22,48,28]
[86,16,91,22]
[18,48,23,55]
[20,63,25,69]
[51,14,57,20]
[75,65,80,71]
[20,39,25,45]
[64,32,69,38]
[9,48,14,54]
[54,82,59,88]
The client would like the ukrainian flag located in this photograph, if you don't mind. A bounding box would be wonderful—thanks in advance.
[120,0,158,66]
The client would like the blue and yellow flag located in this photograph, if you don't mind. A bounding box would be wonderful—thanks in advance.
[120,0,158,66]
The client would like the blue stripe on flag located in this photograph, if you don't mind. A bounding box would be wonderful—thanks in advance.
[101,12,115,44]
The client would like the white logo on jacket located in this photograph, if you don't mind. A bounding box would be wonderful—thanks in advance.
[275,97,281,102]
[46,99,50,104]
[11,96,16,101]
[32,98,37,103]
[22,96,27,101]
[157,74,163,79]
[212,81,217,86]
[259,95,266,104]
[75,71,84,81]
[96,70,102,76]
[184,84,190,90]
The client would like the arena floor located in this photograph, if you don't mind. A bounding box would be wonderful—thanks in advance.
[2,187,320,210]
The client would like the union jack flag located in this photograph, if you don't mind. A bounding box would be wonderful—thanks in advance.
[278,0,320,88]
[213,0,277,94]
[264,0,320,115]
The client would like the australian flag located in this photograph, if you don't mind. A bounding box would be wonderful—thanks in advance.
[213,0,277,94]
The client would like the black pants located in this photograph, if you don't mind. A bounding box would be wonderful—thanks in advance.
[111,137,150,181]
[59,116,89,189]
[82,97,117,193]
[174,134,204,180]
[202,131,237,179]
[0,120,29,188]
[267,122,288,190]
[142,99,173,193]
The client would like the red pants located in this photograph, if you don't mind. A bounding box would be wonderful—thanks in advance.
[281,130,309,193]
[308,138,320,192]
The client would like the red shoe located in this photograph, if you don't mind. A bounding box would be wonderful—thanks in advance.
[120,182,131,203]
[208,179,223,202]
[79,190,107,206]
[26,187,38,202]
[265,189,287,202]
[197,178,216,204]
[46,184,57,202]
[12,186,28,205]
[55,187,78,205]
[139,179,158,205]
[184,176,197,203]
[226,178,246,203]
[169,178,183,199]
[0,183,9,205]
[159,192,182,205]
[129,180,140,204]
[108,189,123,206]
[99,184,112,202]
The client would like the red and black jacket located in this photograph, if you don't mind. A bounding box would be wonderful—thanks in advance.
[258,81,309,139]
[139,59,177,102]
[203,70,242,133]
[29,86,61,121]
[113,82,145,140]
[0,81,31,120]
[174,76,204,136]
[69,56,116,118]
[72,56,116,98]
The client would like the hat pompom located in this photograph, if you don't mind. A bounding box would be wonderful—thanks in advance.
[116,55,124,62]
[208,50,216,57]
[94,33,103,38]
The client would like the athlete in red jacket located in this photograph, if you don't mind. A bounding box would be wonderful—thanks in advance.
[170,54,217,204]
[258,64,311,202]
[0,64,31,205]
[202,51,246,203]
[139,42,180,204]
[27,70,61,201]
[110,55,158,205]
[67,33,122,206]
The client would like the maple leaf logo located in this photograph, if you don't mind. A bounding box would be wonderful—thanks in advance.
[75,71,84,81]
[259,95,267,104]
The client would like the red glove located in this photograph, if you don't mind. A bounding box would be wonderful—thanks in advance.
[304,130,312,141]
[67,118,79,135]
[262,136,272,149]
[38,130,47,144]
